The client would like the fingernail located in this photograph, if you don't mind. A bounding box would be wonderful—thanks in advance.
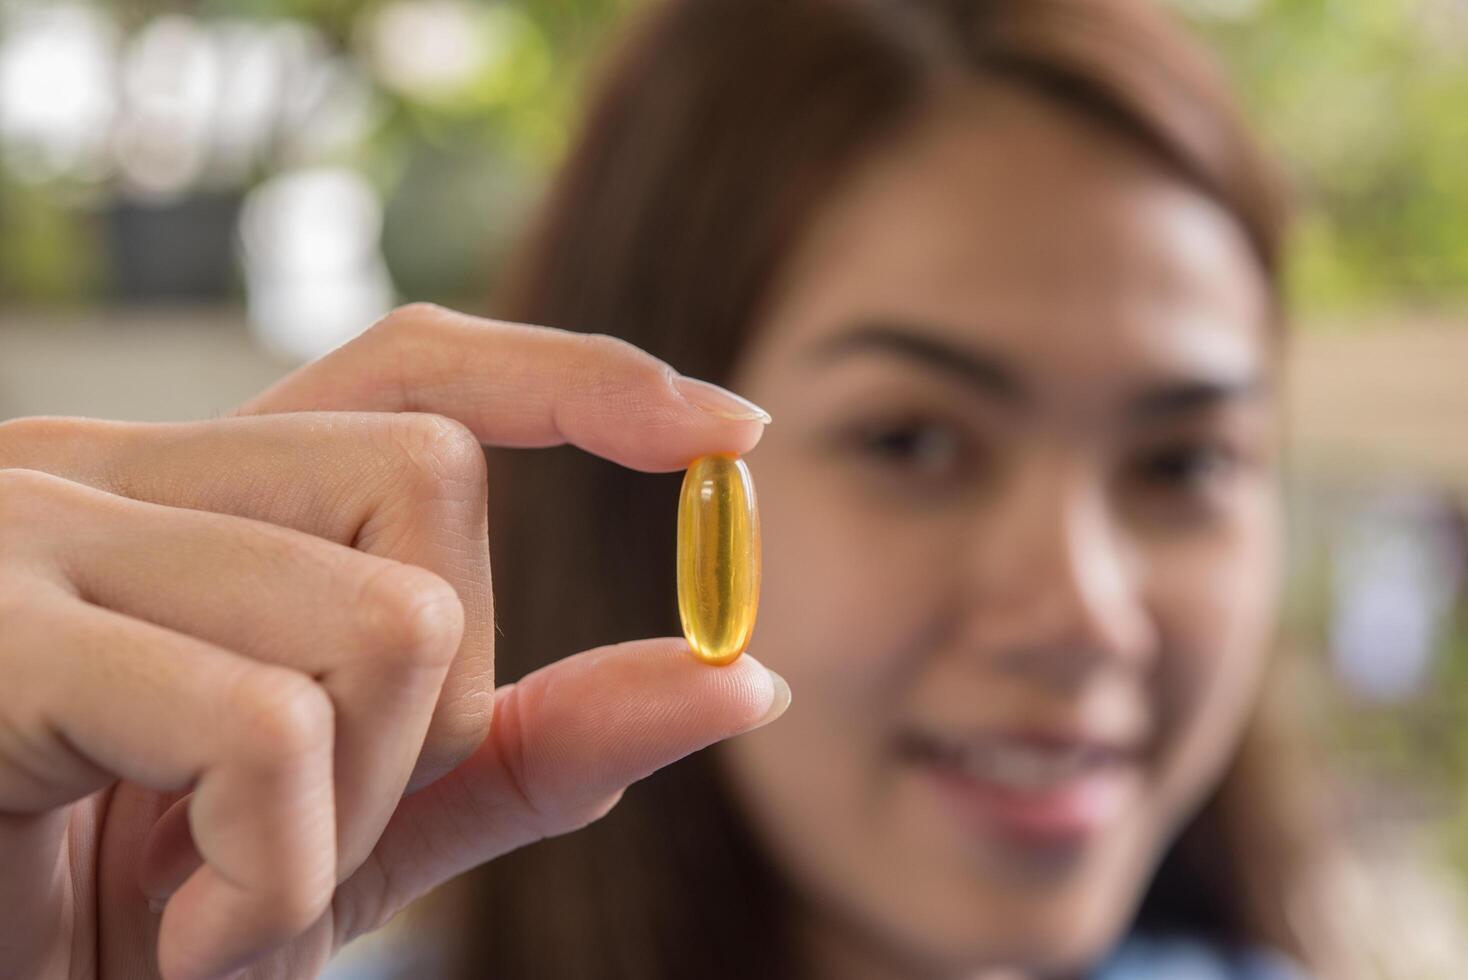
[672,375,772,424]
[750,666,792,729]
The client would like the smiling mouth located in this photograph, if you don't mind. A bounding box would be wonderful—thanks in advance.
[898,729,1137,790]
[896,729,1146,848]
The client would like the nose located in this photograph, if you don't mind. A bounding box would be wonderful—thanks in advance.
[964,453,1156,685]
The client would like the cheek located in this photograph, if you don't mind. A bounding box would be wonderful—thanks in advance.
[1147,507,1282,806]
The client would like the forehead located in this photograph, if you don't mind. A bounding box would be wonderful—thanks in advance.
[753,81,1271,391]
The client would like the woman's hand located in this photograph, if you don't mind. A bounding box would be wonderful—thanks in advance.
[0,304,786,980]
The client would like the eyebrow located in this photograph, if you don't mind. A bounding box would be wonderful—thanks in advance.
[801,320,1267,421]
[1126,377,1266,421]
[802,322,1029,405]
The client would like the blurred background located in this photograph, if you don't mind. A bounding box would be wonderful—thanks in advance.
[1,0,1465,971]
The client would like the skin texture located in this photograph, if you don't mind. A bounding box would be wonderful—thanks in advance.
[0,305,788,980]
[719,83,1283,979]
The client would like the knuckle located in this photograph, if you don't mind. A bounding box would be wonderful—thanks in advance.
[0,468,44,524]
[0,464,56,498]
[0,418,44,463]
[0,417,81,462]
[566,331,666,396]
[228,670,334,765]
[0,418,129,483]
[368,302,445,342]
[569,331,644,373]
[383,413,488,501]
[356,563,465,670]
[0,570,36,624]
[255,869,335,940]
[0,468,74,533]
[571,330,633,358]
[0,469,93,575]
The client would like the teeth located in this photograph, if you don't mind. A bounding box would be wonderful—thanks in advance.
[956,743,1093,791]
[899,730,1123,792]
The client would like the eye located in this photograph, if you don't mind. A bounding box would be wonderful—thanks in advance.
[1140,444,1230,482]
[860,420,961,472]
[1124,441,1241,512]
[831,414,990,500]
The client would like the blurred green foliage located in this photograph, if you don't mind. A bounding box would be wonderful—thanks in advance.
[1181,0,1468,316]
[1,0,1465,318]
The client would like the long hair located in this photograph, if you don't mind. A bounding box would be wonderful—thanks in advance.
[459,1,1322,975]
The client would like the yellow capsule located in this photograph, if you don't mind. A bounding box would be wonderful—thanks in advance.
[677,453,761,665]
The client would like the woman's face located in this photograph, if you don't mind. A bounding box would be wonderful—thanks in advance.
[720,83,1281,978]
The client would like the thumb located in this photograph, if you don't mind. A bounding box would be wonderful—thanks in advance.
[334,638,790,940]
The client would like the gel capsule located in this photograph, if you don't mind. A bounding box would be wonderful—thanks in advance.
[677,453,761,665]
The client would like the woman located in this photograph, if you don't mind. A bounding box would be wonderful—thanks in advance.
[462,0,1337,977]
[0,1,1337,979]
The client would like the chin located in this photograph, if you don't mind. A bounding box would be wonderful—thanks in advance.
[870,866,1143,978]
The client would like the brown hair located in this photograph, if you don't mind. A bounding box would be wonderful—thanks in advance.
[460,0,1322,975]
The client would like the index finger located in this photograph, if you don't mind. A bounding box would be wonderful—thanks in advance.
[237,304,771,471]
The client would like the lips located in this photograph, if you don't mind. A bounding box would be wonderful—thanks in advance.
[897,728,1144,848]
